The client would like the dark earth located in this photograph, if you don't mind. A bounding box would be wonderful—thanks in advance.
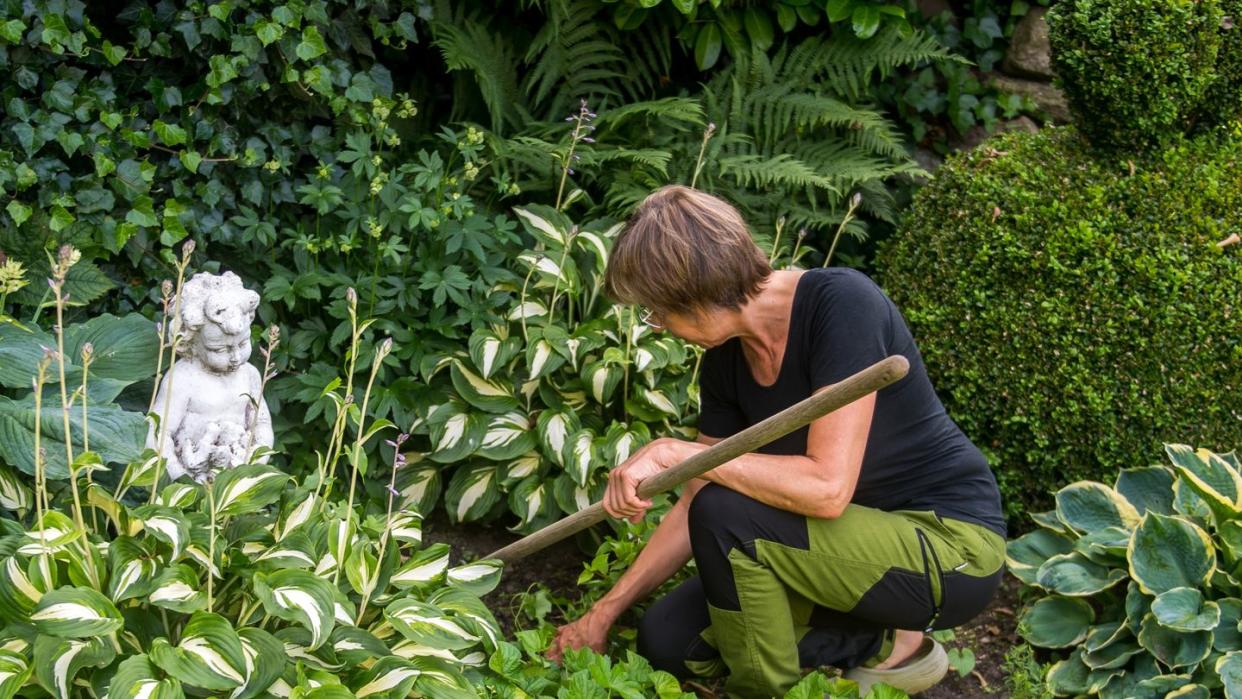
[424,513,1023,698]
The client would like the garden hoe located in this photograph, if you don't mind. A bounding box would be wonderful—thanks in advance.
[486,354,910,565]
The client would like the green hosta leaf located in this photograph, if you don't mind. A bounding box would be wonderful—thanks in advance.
[447,560,503,597]
[1116,466,1176,516]
[445,464,501,523]
[212,464,289,517]
[450,361,519,413]
[1074,525,1131,566]
[33,635,115,699]
[254,532,317,571]
[1056,481,1141,533]
[476,412,535,461]
[1152,587,1221,632]
[1217,651,1242,698]
[0,394,146,478]
[150,612,246,690]
[537,410,580,468]
[1217,599,1242,652]
[428,411,486,464]
[1132,674,1195,699]
[253,570,336,650]
[385,599,479,651]
[234,627,286,699]
[389,543,450,591]
[0,464,31,512]
[351,656,419,699]
[427,586,501,650]
[526,337,566,381]
[1129,512,1216,595]
[1081,623,1141,670]
[107,654,182,699]
[1167,444,1242,525]
[1006,529,1074,585]
[1020,596,1094,648]
[147,565,204,613]
[1044,648,1090,696]
[565,428,596,487]
[31,586,123,637]
[1138,613,1212,668]
[467,329,519,380]
[0,648,31,699]
[512,204,571,248]
[1035,553,1127,596]
[1030,509,1074,535]
[1166,685,1211,699]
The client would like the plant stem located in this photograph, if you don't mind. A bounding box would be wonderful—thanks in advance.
[336,346,383,585]
[206,480,216,612]
[690,122,717,190]
[822,194,862,269]
[31,359,52,577]
[356,447,402,625]
[151,253,193,504]
[81,351,99,532]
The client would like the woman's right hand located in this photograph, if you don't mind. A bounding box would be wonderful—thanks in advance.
[546,609,613,662]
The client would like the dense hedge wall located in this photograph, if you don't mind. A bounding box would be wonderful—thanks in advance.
[878,126,1242,518]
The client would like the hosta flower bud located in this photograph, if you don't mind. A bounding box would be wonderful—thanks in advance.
[346,287,358,307]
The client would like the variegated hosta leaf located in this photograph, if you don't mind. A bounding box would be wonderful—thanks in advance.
[508,476,553,533]
[554,472,597,516]
[603,422,650,467]
[274,493,319,541]
[506,301,548,322]
[387,511,422,546]
[475,412,536,462]
[18,511,81,555]
[574,229,611,272]
[0,464,30,512]
[131,505,191,561]
[0,556,43,622]
[446,560,503,597]
[158,482,200,509]
[351,655,420,699]
[326,516,357,575]
[0,648,32,699]
[389,543,450,591]
[395,465,440,515]
[345,545,380,598]
[444,464,501,524]
[107,536,158,602]
[118,450,162,491]
[232,627,286,699]
[410,656,476,699]
[1166,443,1242,525]
[147,564,205,614]
[254,532,318,572]
[212,464,289,518]
[427,411,486,464]
[30,586,123,638]
[525,337,565,381]
[564,429,596,487]
[1128,512,1216,595]
[426,587,502,651]
[632,341,670,373]
[385,599,480,651]
[252,570,337,650]
[467,329,519,380]
[150,612,247,691]
[86,483,128,534]
[1055,481,1142,534]
[330,626,391,667]
[33,635,115,699]
[449,361,519,414]
[536,410,580,468]
[1115,466,1176,517]
[638,387,680,418]
[1006,529,1074,586]
[107,654,183,699]
[502,452,542,486]
[516,252,578,292]
[580,362,621,405]
[512,204,572,249]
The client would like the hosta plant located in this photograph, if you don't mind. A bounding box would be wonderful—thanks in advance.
[1008,443,1242,697]
[410,204,698,532]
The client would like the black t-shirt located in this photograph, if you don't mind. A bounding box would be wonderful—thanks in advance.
[698,267,1006,537]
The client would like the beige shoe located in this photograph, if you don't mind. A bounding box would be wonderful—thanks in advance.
[843,637,949,695]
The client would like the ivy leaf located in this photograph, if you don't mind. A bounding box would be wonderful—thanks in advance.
[153,120,187,147]
[0,19,25,43]
[296,26,327,61]
[5,200,31,227]
[101,40,127,65]
[180,150,202,174]
[49,205,75,232]
[125,195,159,228]
[254,19,283,46]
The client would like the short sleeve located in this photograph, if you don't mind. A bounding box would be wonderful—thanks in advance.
[807,270,894,391]
[696,348,746,438]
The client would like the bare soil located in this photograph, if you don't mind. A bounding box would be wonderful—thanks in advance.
[424,513,1022,697]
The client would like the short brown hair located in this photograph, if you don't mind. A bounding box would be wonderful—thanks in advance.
[604,185,771,315]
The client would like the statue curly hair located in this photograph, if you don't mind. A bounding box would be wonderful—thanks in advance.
[174,271,260,356]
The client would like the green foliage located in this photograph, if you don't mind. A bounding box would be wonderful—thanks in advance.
[1008,443,1242,697]
[878,126,1242,517]
[1046,0,1241,153]
[1002,643,1052,699]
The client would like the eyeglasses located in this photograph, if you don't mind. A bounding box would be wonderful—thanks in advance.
[639,306,664,330]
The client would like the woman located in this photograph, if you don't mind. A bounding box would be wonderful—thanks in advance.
[546,185,1006,697]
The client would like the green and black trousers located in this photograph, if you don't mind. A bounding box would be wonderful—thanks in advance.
[636,483,1006,698]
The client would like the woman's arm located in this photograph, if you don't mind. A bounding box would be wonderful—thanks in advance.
[547,438,718,660]
[607,388,876,521]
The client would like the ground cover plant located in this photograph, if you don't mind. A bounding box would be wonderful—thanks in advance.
[1008,443,1242,696]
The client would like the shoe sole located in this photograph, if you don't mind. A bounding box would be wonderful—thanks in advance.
[842,638,949,695]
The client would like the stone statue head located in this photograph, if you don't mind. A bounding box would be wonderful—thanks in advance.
[176,271,261,374]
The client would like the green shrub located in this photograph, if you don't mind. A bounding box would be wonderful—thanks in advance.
[1046,0,1235,153]
[877,126,1242,517]
[1195,0,1242,129]
[1007,443,1242,697]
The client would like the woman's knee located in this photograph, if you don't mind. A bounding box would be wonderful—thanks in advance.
[687,483,747,536]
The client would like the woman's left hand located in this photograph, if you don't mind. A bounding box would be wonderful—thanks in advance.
[603,438,697,524]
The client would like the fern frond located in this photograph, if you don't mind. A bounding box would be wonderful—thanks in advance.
[431,19,521,132]
[523,0,628,118]
[593,97,705,131]
[717,153,841,194]
[809,28,959,101]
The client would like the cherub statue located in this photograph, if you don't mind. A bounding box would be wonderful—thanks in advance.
[147,271,273,482]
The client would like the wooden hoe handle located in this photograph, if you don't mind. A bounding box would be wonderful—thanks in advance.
[485,354,910,564]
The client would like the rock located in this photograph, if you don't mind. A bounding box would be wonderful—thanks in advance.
[989,75,1072,123]
[1002,7,1054,80]
[914,147,944,174]
[998,115,1041,134]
